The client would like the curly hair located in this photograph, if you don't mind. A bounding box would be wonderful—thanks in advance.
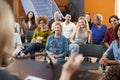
[36,16,48,24]
[101,65,120,80]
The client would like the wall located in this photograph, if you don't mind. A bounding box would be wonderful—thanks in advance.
[55,0,68,12]
[84,0,116,27]
[18,0,25,22]
[69,0,84,17]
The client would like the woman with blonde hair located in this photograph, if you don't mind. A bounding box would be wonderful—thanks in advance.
[69,16,92,54]
[45,21,68,64]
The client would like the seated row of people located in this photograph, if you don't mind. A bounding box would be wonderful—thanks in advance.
[14,10,120,65]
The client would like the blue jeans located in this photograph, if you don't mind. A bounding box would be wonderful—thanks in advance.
[23,42,45,60]
[69,44,79,54]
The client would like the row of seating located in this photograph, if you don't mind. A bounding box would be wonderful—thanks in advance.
[79,44,114,70]
[22,30,114,70]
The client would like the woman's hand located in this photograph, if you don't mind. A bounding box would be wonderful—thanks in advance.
[99,55,107,65]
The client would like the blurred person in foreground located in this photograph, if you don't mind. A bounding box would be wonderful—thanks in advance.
[0,0,20,80]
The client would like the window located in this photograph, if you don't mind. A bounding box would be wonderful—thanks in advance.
[117,0,120,18]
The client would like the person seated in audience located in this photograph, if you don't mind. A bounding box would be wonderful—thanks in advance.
[61,14,76,42]
[69,16,92,54]
[48,11,61,31]
[85,12,93,29]
[14,21,20,34]
[103,15,119,49]
[20,11,37,43]
[45,21,68,64]
[21,16,50,60]
[100,23,120,65]
[59,53,84,80]
[91,14,107,44]
[12,26,22,57]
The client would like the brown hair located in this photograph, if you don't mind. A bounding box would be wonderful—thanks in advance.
[109,15,119,23]
[25,11,35,25]
[0,0,14,66]
[115,23,120,48]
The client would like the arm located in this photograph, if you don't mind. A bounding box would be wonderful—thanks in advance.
[103,29,110,48]
[44,35,52,55]
[104,42,110,48]
[31,29,37,42]
[70,31,76,43]
[87,30,92,44]
[99,41,114,65]
[105,59,119,65]
[20,20,26,35]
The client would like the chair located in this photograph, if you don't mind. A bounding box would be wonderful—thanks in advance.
[22,30,34,49]
[25,30,34,42]
[107,50,114,60]
[79,44,103,70]
[106,50,115,66]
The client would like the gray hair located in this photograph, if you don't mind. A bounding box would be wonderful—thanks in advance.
[94,14,103,21]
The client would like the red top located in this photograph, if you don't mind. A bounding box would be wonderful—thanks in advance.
[104,27,115,45]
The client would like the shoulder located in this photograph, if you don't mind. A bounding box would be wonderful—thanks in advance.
[61,22,65,25]
[111,40,117,44]
[102,25,107,28]
[91,24,96,29]
[60,34,67,40]
[108,27,113,30]
[70,22,75,26]
[48,34,54,39]
[34,27,39,31]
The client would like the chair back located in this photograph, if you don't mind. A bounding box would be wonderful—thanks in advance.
[79,44,103,70]
[25,30,34,42]
[107,50,115,60]
[79,44,103,58]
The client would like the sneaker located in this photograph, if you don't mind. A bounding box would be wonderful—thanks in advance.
[20,53,25,57]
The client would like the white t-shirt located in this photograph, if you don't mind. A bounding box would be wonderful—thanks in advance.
[61,22,76,39]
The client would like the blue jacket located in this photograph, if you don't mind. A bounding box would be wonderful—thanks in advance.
[92,24,107,44]
[45,34,68,64]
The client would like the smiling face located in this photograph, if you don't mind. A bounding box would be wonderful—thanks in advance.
[110,17,119,28]
[85,14,91,22]
[28,12,34,19]
[54,23,62,35]
[54,12,60,21]
[78,19,86,28]
[39,20,45,27]
[65,14,71,22]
